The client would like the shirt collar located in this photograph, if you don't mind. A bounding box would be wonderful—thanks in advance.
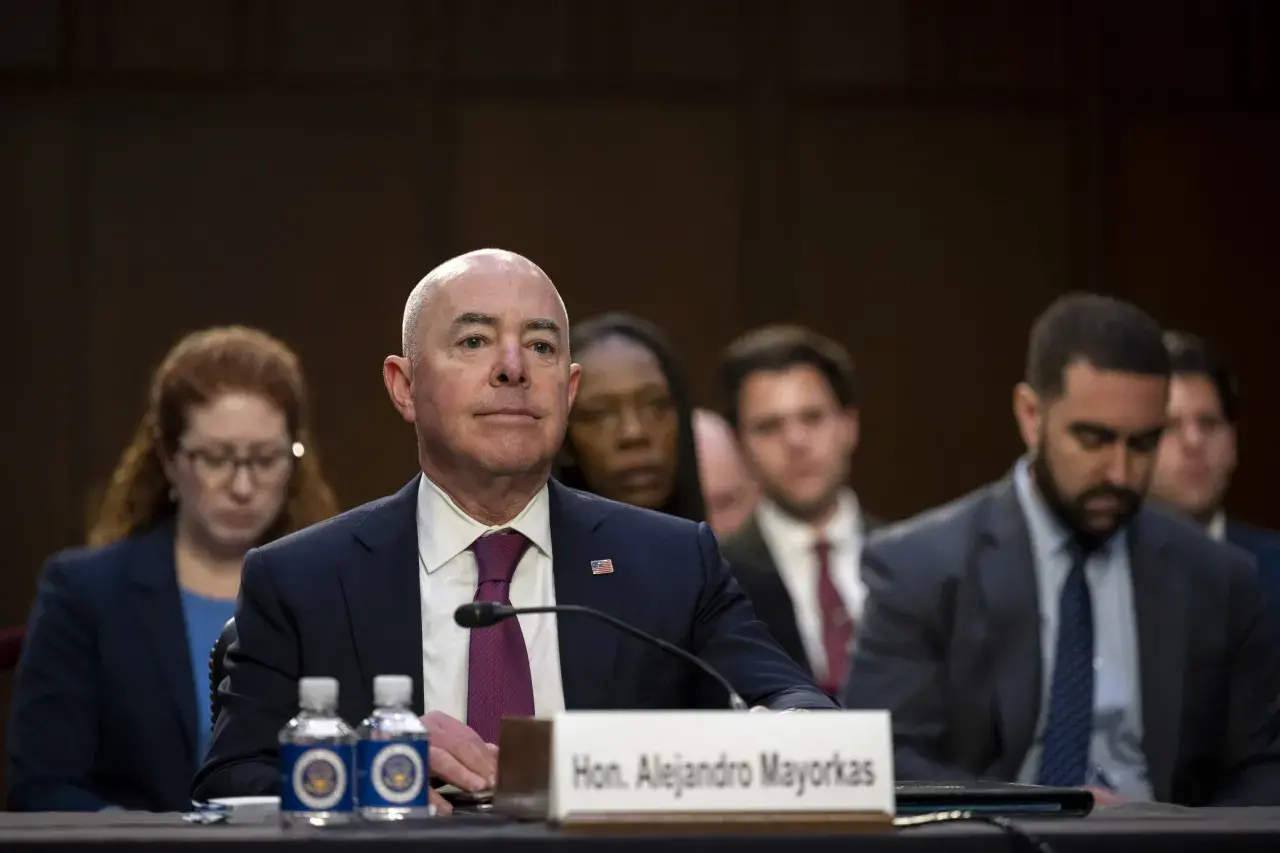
[415,473,552,574]
[1013,456,1126,565]
[1207,510,1227,542]
[756,488,861,554]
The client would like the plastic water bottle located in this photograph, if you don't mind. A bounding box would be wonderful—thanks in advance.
[356,674,431,821]
[279,677,355,827]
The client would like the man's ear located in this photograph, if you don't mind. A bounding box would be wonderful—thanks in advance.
[383,355,417,424]
[1013,382,1042,451]
[566,362,581,411]
[841,406,860,456]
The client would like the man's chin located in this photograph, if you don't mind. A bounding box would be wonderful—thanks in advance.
[772,490,835,522]
[1073,510,1136,548]
[1151,493,1211,520]
[1080,520,1120,543]
[1182,494,1222,523]
[472,448,553,479]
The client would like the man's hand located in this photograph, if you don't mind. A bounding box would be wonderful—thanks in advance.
[749,706,807,713]
[420,711,499,815]
[1083,786,1127,807]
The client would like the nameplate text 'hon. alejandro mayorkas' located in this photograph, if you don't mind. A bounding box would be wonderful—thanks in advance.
[535,710,894,823]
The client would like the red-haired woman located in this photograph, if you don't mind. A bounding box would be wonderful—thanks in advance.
[7,326,339,812]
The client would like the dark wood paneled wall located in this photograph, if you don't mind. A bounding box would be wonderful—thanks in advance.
[2,0,1279,798]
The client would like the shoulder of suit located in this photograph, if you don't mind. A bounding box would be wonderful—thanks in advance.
[865,481,998,555]
[559,483,705,538]
[249,491,402,561]
[39,525,167,590]
[248,482,708,563]
[861,511,887,532]
[1228,520,1280,556]
[1141,505,1259,579]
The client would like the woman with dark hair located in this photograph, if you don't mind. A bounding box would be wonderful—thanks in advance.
[557,312,706,522]
[7,326,339,812]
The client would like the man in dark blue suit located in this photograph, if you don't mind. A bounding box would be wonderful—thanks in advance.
[193,249,834,811]
[1149,331,1280,649]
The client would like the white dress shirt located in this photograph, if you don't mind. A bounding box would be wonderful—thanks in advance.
[1208,510,1227,542]
[755,489,866,683]
[416,474,565,728]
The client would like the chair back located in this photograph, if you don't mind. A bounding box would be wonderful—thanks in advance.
[207,617,237,730]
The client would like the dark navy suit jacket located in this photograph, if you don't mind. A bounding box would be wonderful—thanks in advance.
[6,522,201,812]
[1227,521,1280,650]
[192,478,834,799]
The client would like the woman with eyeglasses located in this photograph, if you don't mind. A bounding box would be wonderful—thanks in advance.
[6,326,338,812]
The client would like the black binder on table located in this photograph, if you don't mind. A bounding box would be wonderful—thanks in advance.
[440,782,1094,819]
[895,782,1095,817]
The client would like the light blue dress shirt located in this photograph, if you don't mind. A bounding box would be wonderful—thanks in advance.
[180,590,237,762]
[1012,458,1152,800]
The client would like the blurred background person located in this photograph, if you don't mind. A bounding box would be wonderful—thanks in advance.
[692,408,759,539]
[555,312,706,522]
[1149,330,1280,645]
[715,326,876,695]
[844,294,1280,806]
[6,326,338,812]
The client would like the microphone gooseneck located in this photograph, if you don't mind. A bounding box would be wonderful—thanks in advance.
[453,601,749,711]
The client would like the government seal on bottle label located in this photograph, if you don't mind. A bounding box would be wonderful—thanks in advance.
[290,747,349,811]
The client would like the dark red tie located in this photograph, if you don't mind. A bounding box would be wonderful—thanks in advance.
[815,539,853,695]
[466,530,535,744]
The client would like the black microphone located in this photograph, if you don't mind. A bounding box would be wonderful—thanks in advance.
[453,601,749,711]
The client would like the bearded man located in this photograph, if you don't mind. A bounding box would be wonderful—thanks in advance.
[841,293,1280,808]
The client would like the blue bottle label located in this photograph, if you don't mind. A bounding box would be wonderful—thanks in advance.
[280,744,354,813]
[356,739,430,808]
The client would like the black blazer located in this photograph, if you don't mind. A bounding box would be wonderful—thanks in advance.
[721,508,882,678]
[843,474,1280,806]
[6,522,201,812]
[193,477,834,800]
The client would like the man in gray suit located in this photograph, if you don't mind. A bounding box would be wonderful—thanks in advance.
[843,293,1280,807]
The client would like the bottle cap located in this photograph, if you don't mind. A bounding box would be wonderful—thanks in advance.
[373,674,413,707]
[298,676,338,712]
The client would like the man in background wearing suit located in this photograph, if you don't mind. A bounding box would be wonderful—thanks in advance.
[193,250,833,812]
[844,293,1280,807]
[717,326,878,695]
[1148,330,1280,648]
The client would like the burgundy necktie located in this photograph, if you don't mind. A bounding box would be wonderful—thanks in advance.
[466,530,535,745]
[814,538,854,695]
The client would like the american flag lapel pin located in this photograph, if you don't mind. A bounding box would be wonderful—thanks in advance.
[590,558,614,575]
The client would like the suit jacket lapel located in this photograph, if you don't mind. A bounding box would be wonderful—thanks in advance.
[548,481,618,710]
[1129,515,1185,803]
[733,516,777,574]
[344,477,426,715]
[732,517,787,598]
[126,522,197,762]
[729,516,810,674]
[976,477,1043,776]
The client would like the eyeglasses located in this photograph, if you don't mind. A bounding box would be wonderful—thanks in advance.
[176,442,303,487]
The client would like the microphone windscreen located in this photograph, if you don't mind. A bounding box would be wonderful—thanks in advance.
[454,602,487,628]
